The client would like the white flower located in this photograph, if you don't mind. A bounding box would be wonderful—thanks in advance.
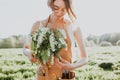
[30,27,68,65]
[50,54,54,65]
[58,44,61,48]
[37,34,44,47]
[58,29,67,39]
[54,41,58,45]
[59,38,67,47]
[37,27,49,48]
[33,33,38,41]
[49,32,55,51]
[47,49,51,57]
[40,27,49,34]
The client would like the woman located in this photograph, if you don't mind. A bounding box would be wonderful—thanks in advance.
[23,0,87,80]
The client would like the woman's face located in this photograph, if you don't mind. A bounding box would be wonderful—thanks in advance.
[52,0,67,19]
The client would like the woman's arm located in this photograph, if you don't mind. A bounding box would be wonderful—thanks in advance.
[70,27,88,69]
[23,21,40,62]
[61,26,88,70]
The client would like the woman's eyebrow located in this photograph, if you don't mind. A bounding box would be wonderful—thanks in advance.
[53,5,66,9]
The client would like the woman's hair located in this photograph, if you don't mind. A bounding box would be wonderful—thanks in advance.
[48,0,77,22]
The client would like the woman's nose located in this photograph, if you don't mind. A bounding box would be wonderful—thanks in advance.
[57,11,62,16]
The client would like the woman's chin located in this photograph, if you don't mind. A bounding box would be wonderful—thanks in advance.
[57,16,64,20]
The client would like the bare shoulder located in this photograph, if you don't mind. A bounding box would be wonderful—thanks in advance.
[31,18,49,34]
[41,19,48,27]
[31,21,40,34]
[65,19,72,28]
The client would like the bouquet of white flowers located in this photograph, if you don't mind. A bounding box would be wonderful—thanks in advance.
[30,27,67,65]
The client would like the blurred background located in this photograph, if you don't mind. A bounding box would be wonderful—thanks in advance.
[0,0,120,48]
[0,0,120,80]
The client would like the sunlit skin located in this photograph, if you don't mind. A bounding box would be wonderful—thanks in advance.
[24,0,87,80]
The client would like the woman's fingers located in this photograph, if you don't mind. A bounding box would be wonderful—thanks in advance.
[60,59,69,64]
[31,53,35,57]
[30,54,37,63]
[30,58,36,62]
[54,57,59,63]
[62,63,72,70]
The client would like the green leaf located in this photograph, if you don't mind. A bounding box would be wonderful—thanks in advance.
[41,50,49,64]
[30,40,35,51]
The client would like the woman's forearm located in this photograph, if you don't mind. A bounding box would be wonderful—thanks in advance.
[71,58,88,70]
[62,58,87,70]
[72,27,88,69]
[23,48,32,59]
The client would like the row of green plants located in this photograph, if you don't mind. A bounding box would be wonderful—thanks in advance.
[0,47,120,80]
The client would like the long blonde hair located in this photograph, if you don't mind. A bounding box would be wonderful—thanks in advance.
[48,0,77,22]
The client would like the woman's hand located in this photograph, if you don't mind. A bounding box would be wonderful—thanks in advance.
[29,53,37,63]
[54,57,73,70]
[61,62,73,70]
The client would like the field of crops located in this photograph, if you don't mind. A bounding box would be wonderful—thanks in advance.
[0,47,120,80]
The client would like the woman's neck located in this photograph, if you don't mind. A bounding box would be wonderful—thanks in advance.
[50,14,65,24]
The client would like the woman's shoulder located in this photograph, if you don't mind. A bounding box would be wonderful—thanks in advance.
[65,19,80,32]
[33,21,41,26]
[31,21,40,34]
[32,19,46,26]
[64,19,72,28]
[40,19,48,27]
[31,18,49,34]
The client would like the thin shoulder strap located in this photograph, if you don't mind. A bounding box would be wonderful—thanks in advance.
[45,15,51,27]
[39,15,51,28]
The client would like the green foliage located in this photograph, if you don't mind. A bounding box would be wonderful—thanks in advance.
[0,47,120,80]
[85,40,97,47]
[99,33,120,46]
[98,62,113,70]
[116,40,120,46]
[0,73,14,80]
[102,52,112,54]
[86,34,99,44]
[2,38,15,48]
[85,33,120,47]
[30,28,67,64]
[0,35,24,48]
[23,71,34,78]
[88,61,97,66]
[99,41,112,47]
